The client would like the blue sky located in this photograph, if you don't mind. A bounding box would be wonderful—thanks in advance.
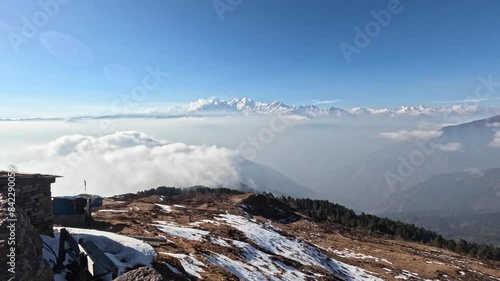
[1,0,500,117]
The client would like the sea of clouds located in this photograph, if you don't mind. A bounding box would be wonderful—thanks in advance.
[1,114,492,197]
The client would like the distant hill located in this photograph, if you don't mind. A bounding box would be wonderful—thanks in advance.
[374,168,500,246]
[375,168,500,214]
[382,210,500,246]
[323,115,500,211]
[239,159,316,199]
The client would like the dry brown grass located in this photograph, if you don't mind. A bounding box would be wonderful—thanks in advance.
[87,194,500,281]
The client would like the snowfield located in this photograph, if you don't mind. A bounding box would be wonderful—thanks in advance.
[152,213,383,280]
[331,248,393,264]
[42,213,465,281]
[207,239,310,281]
[153,221,209,241]
[215,214,384,281]
[42,227,156,281]
[161,253,206,278]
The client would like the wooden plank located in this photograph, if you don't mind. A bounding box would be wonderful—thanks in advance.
[56,229,67,268]
[78,252,88,281]
[65,230,81,254]
[57,229,83,271]
[79,240,118,278]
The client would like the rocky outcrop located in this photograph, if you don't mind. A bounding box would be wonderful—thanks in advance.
[113,266,166,281]
[241,193,299,222]
[0,197,53,281]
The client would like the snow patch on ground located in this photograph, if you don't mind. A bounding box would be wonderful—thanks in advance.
[331,248,392,264]
[206,236,232,247]
[98,209,128,213]
[162,253,205,278]
[425,260,444,265]
[216,214,383,281]
[155,203,174,212]
[162,218,312,280]
[164,262,182,275]
[155,203,187,213]
[226,239,309,281]
[467,269,500,281]
[383,268,393,272]
[189,219,221,226]
[395,269,434,281]
[42,227,156,280]
[205,253,267,280]
[153,221,209,241]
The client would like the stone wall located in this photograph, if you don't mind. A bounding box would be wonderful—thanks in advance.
[0,198,54,281]
[0,175,57,236]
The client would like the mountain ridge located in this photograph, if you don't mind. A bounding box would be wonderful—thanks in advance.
[373,168,500,246]
[322,114,500,211]
[3,98,500,120]
[375,168,500,214]
[184,97,500,118]
[87,189,500,280]
[185,97,350,118]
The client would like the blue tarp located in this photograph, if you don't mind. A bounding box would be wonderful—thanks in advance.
[90,197,103,208]
[53,197,76,215]
[53,195,102,215]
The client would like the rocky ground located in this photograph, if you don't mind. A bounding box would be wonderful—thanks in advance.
[86,193,500,281]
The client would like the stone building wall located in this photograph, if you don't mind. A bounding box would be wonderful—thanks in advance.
[0,173,58,236]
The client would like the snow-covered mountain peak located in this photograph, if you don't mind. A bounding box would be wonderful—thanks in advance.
[182,97,500,118]
[184,97,350,117]
[186,97,228,111]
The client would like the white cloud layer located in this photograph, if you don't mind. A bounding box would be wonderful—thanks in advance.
[489,132,500,148]
[12,131,243,196]
[378,130,443,142]
[311,99,343,105]
[436,142,462,152]
[432,97,500,103]
[486,122,500,128]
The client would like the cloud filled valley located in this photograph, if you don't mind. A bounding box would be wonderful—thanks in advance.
[5,131,245,196]
[2,107,500,248]
[1,113,499,206]
[0,116,386,197]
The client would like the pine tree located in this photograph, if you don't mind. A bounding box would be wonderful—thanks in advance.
[456,239,469,254]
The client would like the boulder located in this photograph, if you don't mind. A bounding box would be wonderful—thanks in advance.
[0,197,53,281]
[113,266,166,281]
